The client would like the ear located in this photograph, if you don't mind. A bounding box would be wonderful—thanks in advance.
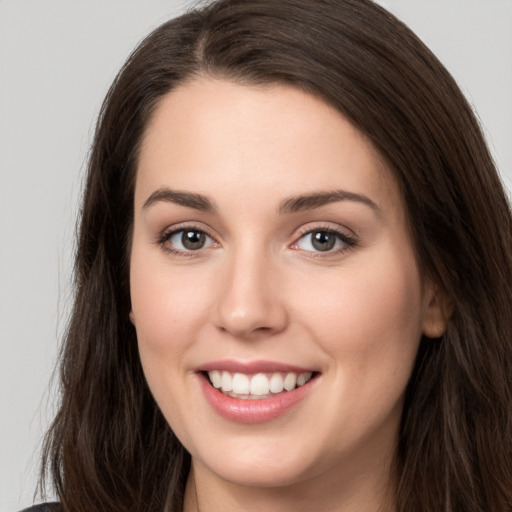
[422,283,452,339]
[129,310,136,326]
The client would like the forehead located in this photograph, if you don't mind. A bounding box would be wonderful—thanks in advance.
[135,78,403,223]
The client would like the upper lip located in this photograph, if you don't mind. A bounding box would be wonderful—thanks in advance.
[197,359,316,374]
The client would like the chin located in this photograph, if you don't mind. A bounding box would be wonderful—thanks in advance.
[203,458,312,488]
[189,433,325,488]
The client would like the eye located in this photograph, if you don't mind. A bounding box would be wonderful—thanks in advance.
[293,228,355,253]
[161,228,217,253]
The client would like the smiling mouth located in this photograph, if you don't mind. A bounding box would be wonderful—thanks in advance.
[204,370,317,400]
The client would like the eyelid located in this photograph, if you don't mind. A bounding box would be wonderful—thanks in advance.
[156,222,220,256]
[155,221,358,257]
[290,222,359,255]
[293,221,357,239]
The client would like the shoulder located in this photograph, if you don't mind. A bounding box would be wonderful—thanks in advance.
[19,504,62,512]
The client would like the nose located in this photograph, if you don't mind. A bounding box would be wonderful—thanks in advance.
[214,248,288,339]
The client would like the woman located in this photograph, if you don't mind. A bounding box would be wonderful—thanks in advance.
[29,0,511,510]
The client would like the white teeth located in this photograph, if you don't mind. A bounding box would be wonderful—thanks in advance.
[207,370,314,398]
[297,371,312,386]
[232,373,250,394]
[283,372,297,391]
[221,371,233,392]
[210,370,222,388]
[269,373,284,393]
[250,373,270,395]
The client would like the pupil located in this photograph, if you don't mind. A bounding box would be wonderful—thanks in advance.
[312,231,335,251]
[182,230,205,250]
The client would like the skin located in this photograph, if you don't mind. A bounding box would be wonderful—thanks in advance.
[129,78,448,512]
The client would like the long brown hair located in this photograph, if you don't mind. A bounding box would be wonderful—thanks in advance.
[41,1,512,510]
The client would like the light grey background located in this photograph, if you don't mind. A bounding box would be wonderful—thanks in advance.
[0,1,510,510]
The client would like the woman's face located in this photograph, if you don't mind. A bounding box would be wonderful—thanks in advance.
[130,79,445,491]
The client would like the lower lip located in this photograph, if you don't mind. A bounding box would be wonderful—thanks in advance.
[198,373,317,424]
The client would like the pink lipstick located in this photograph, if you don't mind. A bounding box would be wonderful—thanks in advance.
[196,360,319,423]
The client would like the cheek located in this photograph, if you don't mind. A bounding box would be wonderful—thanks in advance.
[295,245,424,382]
[129,251,213,403]
[130,252,207,347]
[290,249,425,445]
[129,252,209,434]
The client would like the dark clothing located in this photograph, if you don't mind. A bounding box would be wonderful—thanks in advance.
[20,504,61,512]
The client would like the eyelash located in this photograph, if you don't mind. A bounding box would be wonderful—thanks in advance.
[157,224,359,258]
[291,225,359,257]
[157,224,218,257]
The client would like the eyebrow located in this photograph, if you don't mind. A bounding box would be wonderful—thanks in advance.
[142,187,380,216]
[143,188,216,212]
[279,190,381,215]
